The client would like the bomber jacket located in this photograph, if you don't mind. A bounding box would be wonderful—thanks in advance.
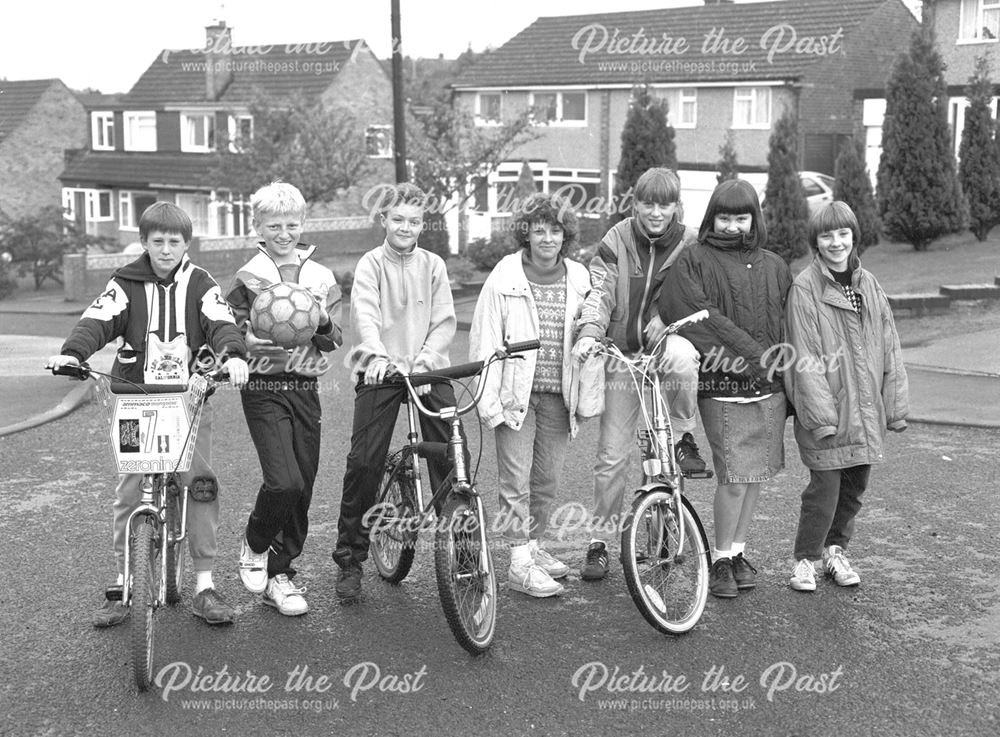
[658,235,792,399]
[345,241,455,380]
[61,252,245,383]
[576,217,698,351]
[469,252,604,438]
[784,257,909,470]
[226,244,342,378]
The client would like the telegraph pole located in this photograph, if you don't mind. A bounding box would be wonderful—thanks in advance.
[391,0,407,183]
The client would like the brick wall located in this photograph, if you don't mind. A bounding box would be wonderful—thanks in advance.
[935,0,983,89]
[0,81,86,219]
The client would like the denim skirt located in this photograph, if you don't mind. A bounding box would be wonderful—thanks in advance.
[698,392,786,484]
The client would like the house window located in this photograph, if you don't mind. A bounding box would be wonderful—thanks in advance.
[548,168,602,216]
[210,192,253,237]
[123,111,157,151]
[476,93,502,125]
[63,188,113,222]
[181,112,216,152]
[493,161,545,213]
[176,193,211,235]
[365,125,392,158]
[119,191,159,230]
[733,87,771,129]
[91,112,115,150]
[529,91,588,125]
[657,88,697,128]
[960,0,1000,40]
[227,114,253,152]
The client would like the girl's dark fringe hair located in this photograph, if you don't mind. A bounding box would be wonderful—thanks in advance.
[512,192,580,256]
[698,178,767,248]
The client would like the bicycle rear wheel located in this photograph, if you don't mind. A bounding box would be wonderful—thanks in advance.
[434,494,497,655]
[130,517,160,691]
[370,450,418,583]
[164,477,185,604]
[621,489,710,635]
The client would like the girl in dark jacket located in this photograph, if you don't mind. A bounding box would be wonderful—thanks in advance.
[659,179,792,599]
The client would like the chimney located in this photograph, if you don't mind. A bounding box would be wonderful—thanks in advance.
[204,20,233,101]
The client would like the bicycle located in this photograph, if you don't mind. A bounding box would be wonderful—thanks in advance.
[365,340,540,655]
[591,310,714,635]
[48,362,222,690]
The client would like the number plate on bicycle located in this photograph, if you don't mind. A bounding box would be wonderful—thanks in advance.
[102,387,203,474]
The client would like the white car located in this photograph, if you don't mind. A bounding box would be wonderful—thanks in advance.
[759,171,835,215]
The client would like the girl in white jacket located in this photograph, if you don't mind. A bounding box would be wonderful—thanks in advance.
[470,193,602,597]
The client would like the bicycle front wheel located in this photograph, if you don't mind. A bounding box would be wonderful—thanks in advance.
[621,489,710,635]
[434,494,497,655]
[164,478,185,604]
[370,451,418,583]
[130,517,160,691]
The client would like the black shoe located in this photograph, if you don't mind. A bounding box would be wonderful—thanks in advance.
[675,433,707,475]
[335,562,363,602]
[709,558,738,598]
[580,542,609,581]
[732,553,757,590]
[191,588,236,624]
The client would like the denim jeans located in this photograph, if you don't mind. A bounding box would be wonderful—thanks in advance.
[494,392,570,544]
[793,465,870,560]
[591,334,699,534]
[112,405,218,575]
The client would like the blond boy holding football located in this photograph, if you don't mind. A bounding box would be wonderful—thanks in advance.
[226,181,342,616]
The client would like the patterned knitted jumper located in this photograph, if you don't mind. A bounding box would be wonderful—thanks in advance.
[831,267,863,318]
[528,277,566,395]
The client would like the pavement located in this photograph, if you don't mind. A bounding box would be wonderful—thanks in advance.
[1,289,999,437]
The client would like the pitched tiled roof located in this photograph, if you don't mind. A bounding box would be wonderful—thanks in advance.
[453,0,890,87]
[59,152,216,189]
[0,78,57,144]
[123,39,367,105]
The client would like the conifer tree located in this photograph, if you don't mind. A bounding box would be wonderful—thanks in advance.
[762,110,809,264]
[717,129,740,184]
[877,28,966,250]
[611,85,676,224]
[958,55,1000,241]
[834,139,881,254]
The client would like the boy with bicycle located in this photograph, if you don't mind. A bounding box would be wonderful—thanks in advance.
[333,182,459,603]
[48,202,249,627]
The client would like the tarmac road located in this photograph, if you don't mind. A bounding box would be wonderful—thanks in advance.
[1,328,998,737]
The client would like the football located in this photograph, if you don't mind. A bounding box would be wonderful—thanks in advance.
[249,282,322,348]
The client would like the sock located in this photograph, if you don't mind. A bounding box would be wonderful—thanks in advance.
[510,542,532,567]
[590,538,606,547]
[732,542,746,557]
[715,548,733,561]
[195,571,214,593]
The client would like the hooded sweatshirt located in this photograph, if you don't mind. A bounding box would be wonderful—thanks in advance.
[61,252,245,384]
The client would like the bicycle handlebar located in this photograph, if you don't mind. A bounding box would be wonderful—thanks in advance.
[47,362,229,394]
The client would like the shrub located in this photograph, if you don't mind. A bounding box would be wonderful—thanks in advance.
[333,269,354,300]
[958,55,1000,242]
[611,85,676,224]
[717,129,740,184]
[762,110,809,264]
[834,139,881,254]
[466,232,518,271]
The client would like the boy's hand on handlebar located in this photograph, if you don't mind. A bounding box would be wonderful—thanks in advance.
[643,314,668,347]
[572,337,598,363]
[47,354,80,373]
[224,357,249,388]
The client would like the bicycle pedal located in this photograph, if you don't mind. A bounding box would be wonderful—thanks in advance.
[682,470,714,479]
[105,585,124,601]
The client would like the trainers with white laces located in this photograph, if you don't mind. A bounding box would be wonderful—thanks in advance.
[823,545,861,586]
[239,536,269,594]
[790,559,817,592]
[530,540,569,579]
[263,574,308,616]
[508,562,564,598]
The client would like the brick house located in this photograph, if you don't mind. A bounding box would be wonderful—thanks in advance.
[451,0,916,231]
[59,22,394,246]
[0,79,87,221]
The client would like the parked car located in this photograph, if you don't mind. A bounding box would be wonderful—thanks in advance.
[760,171,835,215]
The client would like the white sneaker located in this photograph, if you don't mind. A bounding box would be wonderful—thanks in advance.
[790,559,817,592]
[530,540,569,579]
[823,545,861,586]
[239,536,269,593]
[508,562,564,598]
[263,574,308,616]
